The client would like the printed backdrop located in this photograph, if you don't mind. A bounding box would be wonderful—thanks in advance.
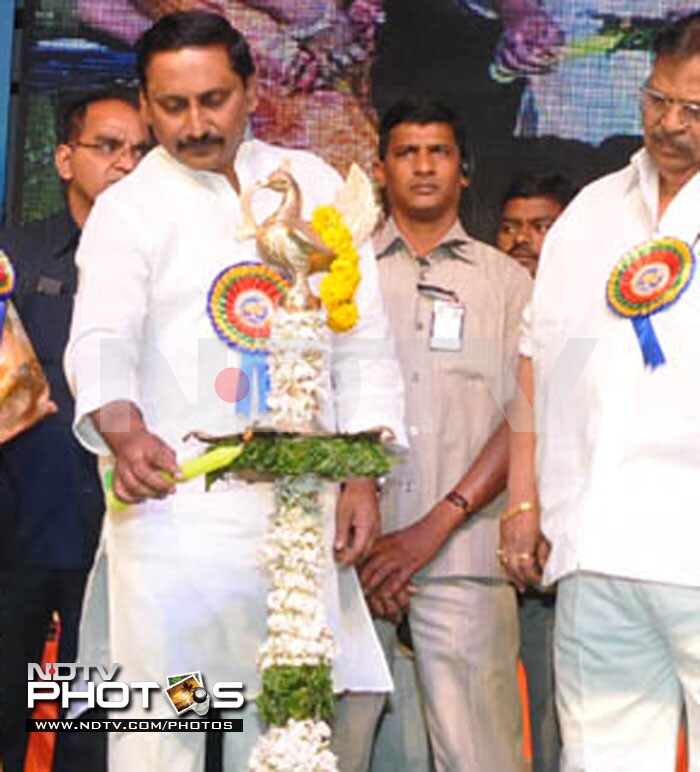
[11,0,700,238]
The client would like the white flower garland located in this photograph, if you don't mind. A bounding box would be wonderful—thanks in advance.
[258,476,336,671]
[246,170,380,769]
[250,476,338,771]
[249,719,337,772]
[266,308,330,431]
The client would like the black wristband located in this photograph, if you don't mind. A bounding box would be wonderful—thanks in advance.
[444,490,472,519]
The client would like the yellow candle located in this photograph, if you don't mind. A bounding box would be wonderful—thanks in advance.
[104,444,243,511]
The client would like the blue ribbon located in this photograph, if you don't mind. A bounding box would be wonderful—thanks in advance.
[236,351,270,416]
[631,316,665,369]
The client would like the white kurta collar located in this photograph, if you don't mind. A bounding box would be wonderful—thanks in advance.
[631,147,700,245]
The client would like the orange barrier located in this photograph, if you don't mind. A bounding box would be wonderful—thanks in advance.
[24,616,59,772]
[677,724,688,772]
[518,659,533,763]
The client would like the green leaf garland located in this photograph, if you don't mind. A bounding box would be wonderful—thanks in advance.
[258,664,334,726]
[204,433,392,488]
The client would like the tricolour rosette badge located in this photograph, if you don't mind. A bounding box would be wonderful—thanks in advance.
[606,237,695,369]
[0,249,16,339]
[207,261,289,415]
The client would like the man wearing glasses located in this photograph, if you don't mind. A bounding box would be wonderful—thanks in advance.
[502,12,700,770]
[0,89,148,772]
[360,99,532,771]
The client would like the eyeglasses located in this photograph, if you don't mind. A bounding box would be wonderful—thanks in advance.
[71,138,152,162]
[640,85,700,126]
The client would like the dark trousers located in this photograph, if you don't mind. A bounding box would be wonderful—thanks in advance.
[519,590,561,772]
[0,567,106,772]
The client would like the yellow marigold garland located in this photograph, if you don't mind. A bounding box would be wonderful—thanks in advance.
[311,205,361,333]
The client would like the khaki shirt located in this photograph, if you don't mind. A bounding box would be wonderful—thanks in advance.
[375,217,532,579]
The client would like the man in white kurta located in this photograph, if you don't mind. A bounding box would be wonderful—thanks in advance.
[501,12,700,771]
[64,11,405,772]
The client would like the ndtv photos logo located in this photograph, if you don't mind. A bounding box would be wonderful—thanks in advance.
[28,663,245,716]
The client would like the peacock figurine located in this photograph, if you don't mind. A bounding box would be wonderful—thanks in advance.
[239,160,379,312]
[239,162,334,311]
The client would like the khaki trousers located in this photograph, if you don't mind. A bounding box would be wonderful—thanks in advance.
[332,619,433,771]
[409,578,524,772]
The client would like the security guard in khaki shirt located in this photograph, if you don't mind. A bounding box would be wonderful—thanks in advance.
[359,100,532,772]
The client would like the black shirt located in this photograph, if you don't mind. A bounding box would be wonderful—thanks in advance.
[0,209,104,570]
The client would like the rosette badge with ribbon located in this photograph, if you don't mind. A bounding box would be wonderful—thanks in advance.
[0,249,15,334]
[606,237,695,369]
[207,160,378,420]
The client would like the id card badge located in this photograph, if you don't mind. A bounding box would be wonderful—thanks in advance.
[430,299,464,351]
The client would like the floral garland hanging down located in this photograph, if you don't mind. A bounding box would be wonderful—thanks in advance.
[103,162,394,769]
[227,162,391,770]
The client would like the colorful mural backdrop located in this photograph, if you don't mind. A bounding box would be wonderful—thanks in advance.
[11,0,700,236]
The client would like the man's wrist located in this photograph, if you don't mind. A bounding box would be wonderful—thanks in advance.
[443,489,473,519]
[501,500,536,521]
[341,477,377,493]
[424,493,470,536]
[91,401,147,455]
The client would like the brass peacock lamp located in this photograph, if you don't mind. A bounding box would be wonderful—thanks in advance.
[239,163,336,311]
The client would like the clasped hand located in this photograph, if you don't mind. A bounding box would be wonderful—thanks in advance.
[359,506,453,622]
[498,506,550,592]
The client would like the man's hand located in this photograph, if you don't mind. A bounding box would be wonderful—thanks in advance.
[334,478,380,567]
[365,586,413,624]
[111,430,180,504]
[91,400,180,505]
[498,507,548,592]
[360,499,458,600]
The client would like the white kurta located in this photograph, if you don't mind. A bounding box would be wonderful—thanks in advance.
[65,140,406,710]
[523,149,700,588]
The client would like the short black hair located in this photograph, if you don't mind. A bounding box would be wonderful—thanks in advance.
[135,10,256,88]
[378,99,471,170]
[654,11,700,59]
[56,87,140,145]
[501,172,576,212]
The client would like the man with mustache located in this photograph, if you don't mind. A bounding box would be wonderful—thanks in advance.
[64,10,406,772]
[361,99,532,772]
[497,172,574,278]
[502,11,700,770]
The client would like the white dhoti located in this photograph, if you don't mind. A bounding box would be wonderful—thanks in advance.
[78,480,391,771]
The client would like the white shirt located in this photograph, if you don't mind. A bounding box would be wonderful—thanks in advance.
[526,149,700,587]
[64,139,406,697]
[67,140,406,457]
